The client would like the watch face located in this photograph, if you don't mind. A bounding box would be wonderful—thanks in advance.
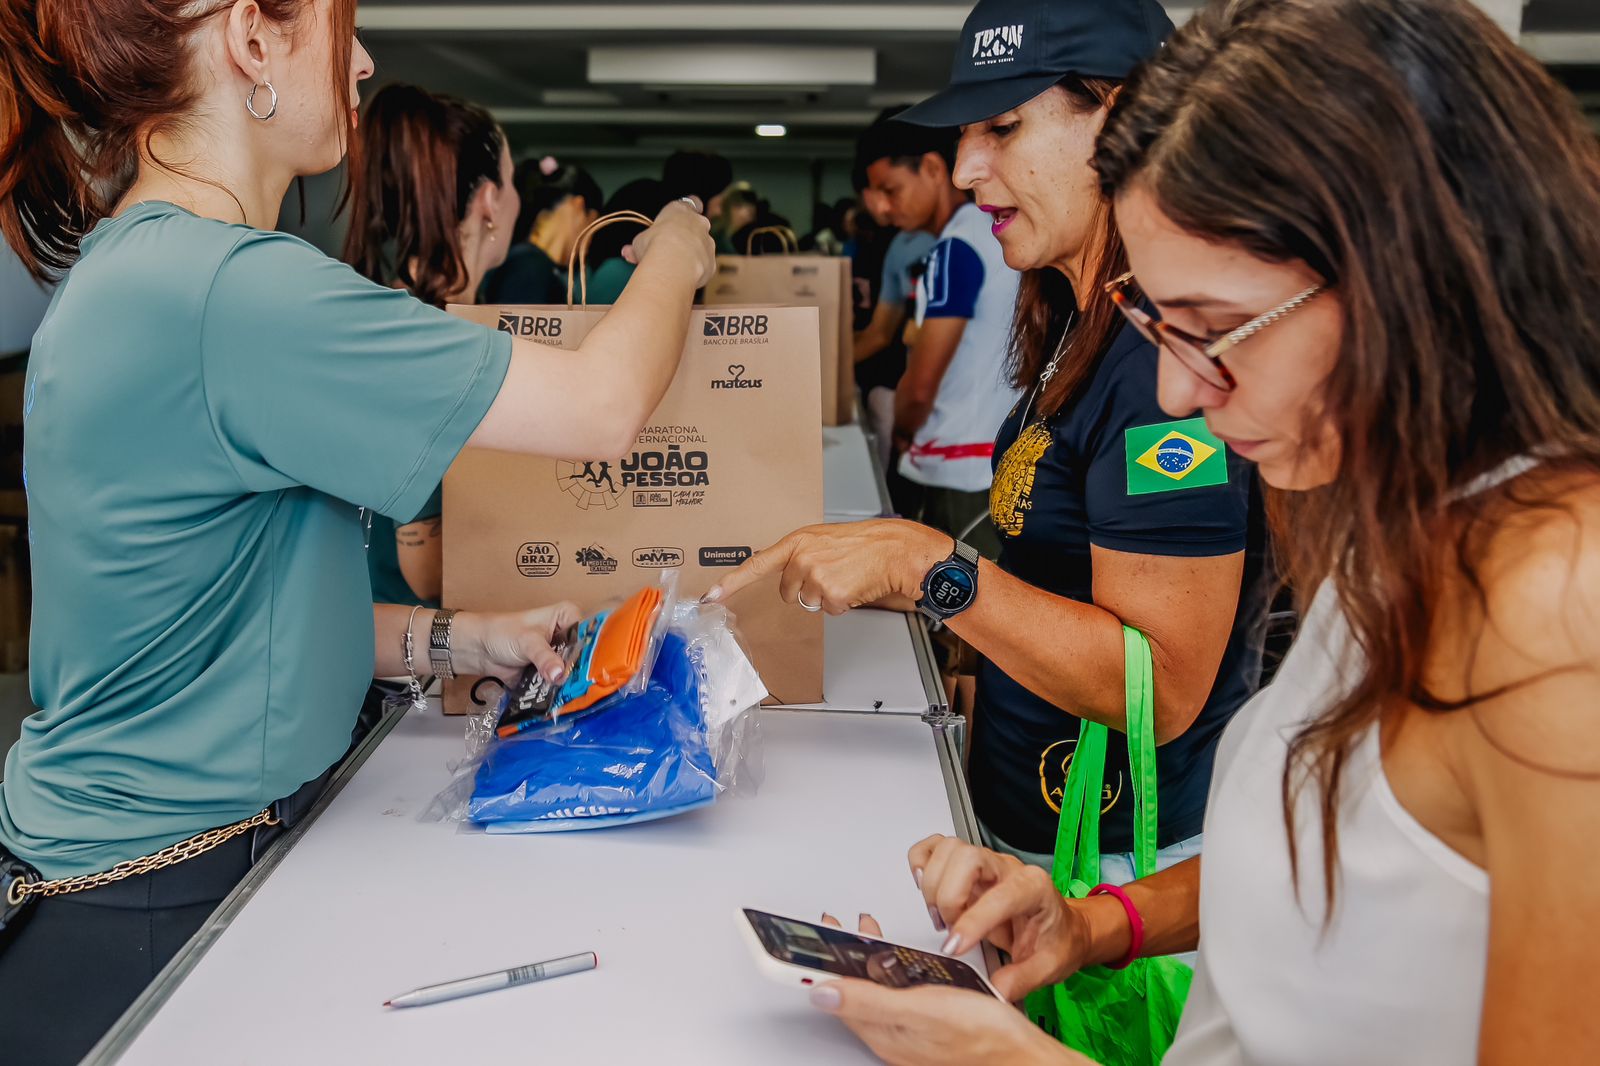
[926,563,976,615]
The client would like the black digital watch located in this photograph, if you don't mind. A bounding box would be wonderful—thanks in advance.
[917,539,981,622]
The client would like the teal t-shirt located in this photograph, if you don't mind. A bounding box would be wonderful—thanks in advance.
[366,484,442,609]
[585,258,636,305]
[0,202,512,876]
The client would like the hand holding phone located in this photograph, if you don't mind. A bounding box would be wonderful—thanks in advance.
[739,908,1001,998]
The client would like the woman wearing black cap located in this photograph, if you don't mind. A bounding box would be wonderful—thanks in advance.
[711,0,1268,889]
[804,0,1600,1063]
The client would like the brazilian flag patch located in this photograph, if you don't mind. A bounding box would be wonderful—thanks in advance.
[1125,418,1229,495]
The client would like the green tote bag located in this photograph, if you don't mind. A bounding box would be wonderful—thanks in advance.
[1022,626,1192,1066]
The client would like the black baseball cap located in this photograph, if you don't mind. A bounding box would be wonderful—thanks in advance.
[900,0,1173,128]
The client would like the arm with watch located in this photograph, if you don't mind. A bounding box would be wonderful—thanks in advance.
[372,602,579,696]
[703,518,1242,743]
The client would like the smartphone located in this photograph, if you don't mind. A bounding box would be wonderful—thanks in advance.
[738,908,1002,998]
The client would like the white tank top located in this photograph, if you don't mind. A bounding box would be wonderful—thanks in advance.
[1167,583,1488,1064]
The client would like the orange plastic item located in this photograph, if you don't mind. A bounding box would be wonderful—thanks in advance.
[557,586,664,716]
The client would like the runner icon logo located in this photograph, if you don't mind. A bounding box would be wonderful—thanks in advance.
[556,460,623,510]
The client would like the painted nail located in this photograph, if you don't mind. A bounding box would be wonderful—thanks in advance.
[701,587,724,604]
[821,912,837,925]
[858,913,873,928]
[928,904,945,932]
[913,868,924,889]
[942,932,964,956]
[809,985,842,1011]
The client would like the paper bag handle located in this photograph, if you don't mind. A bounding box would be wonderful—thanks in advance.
[566,210,656,307]
[744,225,799,255]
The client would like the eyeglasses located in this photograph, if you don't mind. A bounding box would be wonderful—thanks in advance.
[1104,271,1325,391]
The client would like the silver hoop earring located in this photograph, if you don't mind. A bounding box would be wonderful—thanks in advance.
[246,82,278,121]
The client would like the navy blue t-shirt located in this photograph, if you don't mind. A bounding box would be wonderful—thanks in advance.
[970,318,1269,856]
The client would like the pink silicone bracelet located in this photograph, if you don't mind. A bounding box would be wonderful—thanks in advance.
[1088,883,1145,970]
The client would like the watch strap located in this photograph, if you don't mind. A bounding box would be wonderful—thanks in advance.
[429,608,457,680]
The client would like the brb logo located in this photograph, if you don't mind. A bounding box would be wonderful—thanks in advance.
[972,24,1024,65]
[702,314,769,341]
[496,313,564,340]
[711,364,763,390]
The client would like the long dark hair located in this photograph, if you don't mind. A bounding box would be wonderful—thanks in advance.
[341,83,506,308]
[0,0,357,282]
[1007,77,1127,417]
[510,158,601,245]
[1096,0,1600,910]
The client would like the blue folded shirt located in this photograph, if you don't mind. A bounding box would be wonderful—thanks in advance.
[468,632,719,831]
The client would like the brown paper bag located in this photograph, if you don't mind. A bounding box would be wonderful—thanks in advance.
[440,302,825,714]
[702,242,855,427]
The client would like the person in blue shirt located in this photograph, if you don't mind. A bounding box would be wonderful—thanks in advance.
[0,5,714,1061]
[481,157,603,306]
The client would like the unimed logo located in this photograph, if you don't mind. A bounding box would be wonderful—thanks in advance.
[699,546,752,567]
[972,24,1024,64]
[703,314,768,338]
[711,364,763,390]
[496,313,564,339]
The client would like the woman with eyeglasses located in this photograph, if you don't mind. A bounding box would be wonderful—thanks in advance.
[711,0,1270,888]
[803,0,1600,1062]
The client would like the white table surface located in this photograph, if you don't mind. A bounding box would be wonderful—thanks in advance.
[823,424,889,520]
[799,608,936,715]
[111,708,976,1065]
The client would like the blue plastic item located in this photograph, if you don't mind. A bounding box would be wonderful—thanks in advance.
[467,632,719,831]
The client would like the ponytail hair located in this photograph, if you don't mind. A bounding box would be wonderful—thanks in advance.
[341,83,506,308]
[510,158,601,245]
[0,0,356,283]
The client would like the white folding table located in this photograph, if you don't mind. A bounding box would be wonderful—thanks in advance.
[90,706,977,1065]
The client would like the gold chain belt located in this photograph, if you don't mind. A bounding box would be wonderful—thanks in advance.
[5,808,281,907]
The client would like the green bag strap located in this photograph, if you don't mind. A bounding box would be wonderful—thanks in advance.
[1050,717,1106,899]
[1049,625,1161,897]
[1125,625,1159,881]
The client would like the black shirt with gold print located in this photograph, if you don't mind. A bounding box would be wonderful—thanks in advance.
[971,318,1269,856]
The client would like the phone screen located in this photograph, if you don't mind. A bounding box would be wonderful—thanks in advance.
[744,909,993,994]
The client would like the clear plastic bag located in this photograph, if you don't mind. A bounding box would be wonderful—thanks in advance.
[422,579,765,828]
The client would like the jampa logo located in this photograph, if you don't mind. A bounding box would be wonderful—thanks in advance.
[574,543,618,575]
[632,547,685,568]
[711,364,763,390]
[495,313,564,340]
[972,24,1024,65]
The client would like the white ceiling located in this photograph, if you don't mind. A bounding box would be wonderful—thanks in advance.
[352,0,1600,163]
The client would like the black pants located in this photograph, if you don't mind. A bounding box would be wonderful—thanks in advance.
[0,684,395,1063]
[0,824,273,1065]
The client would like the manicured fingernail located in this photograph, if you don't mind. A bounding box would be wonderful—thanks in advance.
[809,985,841,1011]
[858,913,873,927]
[821,912,837,924]
[702,587,723,604]
[913,867,924,889]
[547,665,565,682]
[928,904,945,932]
[942,933,964,956]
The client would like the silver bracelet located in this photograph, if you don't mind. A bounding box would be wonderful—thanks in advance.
[429,608,458,681]
[403,605,428,711]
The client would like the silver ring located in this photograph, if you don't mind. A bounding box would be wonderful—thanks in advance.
[797,592,822,613]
